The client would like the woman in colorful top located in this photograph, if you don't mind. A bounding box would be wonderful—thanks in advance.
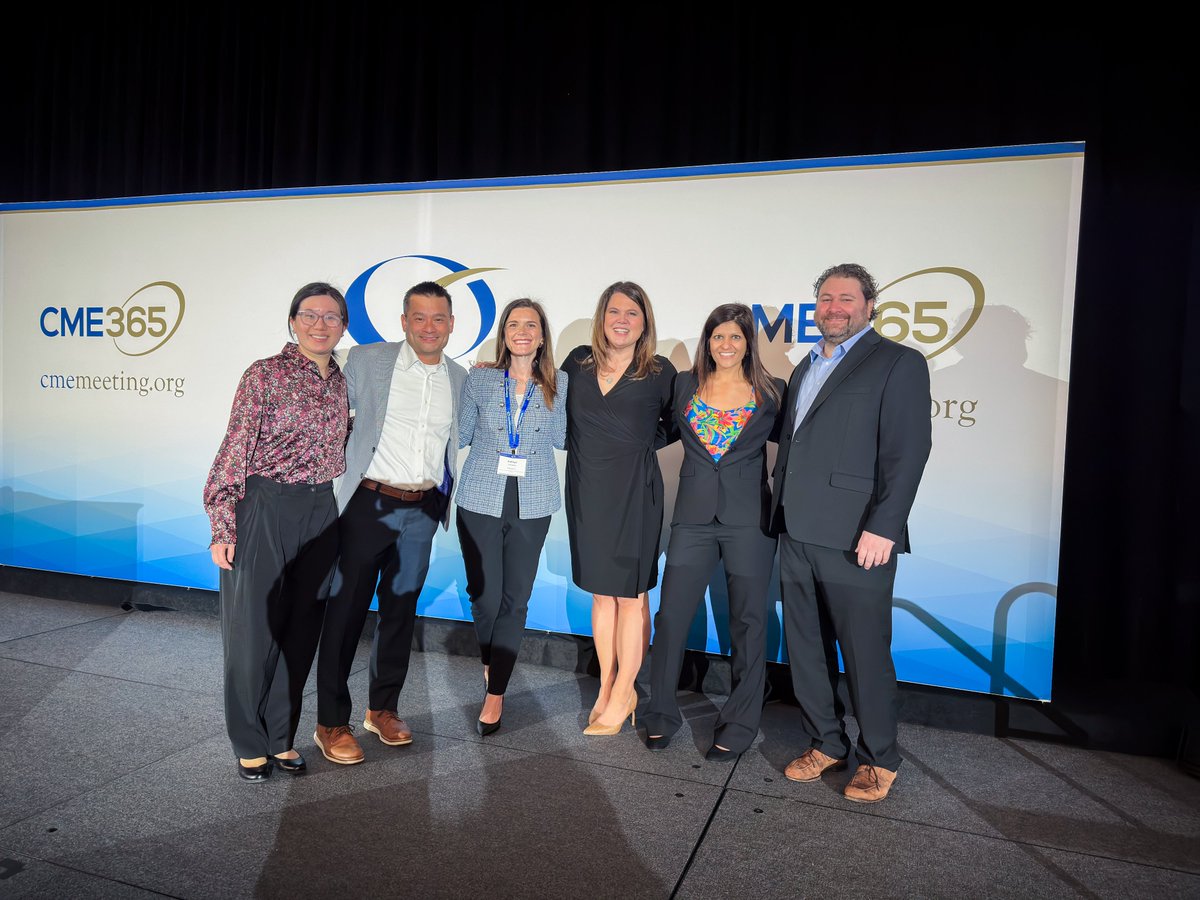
[203,283,350,782]
[642,303,786,760]
[456,299,567,736]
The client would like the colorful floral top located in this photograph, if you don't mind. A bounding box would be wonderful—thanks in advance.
[685,393,756,461]
[203,343,349,544]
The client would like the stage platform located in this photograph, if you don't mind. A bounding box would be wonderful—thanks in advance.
[1,589,1197,898]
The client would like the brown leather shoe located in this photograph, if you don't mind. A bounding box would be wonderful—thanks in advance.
[843,764,897,802]
[363,709,413,746]
[313,725,365,765]
[784,747,847,783]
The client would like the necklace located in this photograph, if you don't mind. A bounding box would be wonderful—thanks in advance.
[601,360,629,386]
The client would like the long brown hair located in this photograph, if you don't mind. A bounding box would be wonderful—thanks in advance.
[488,298,559,409]
[692,303,781,406]
[584,281,661,380]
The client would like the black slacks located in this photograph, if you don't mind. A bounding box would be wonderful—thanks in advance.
[456,477,551,696]
[220,475,338,759]
[643,519,776,753]
[317,484,444,726]
[779,534,901,770]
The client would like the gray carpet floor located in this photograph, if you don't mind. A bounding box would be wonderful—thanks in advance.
[1,591,1197,899]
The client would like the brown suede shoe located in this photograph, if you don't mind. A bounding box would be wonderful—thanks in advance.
[843,764,897,802]
[313,725,365,765]
[363,709,413,746]
[784,748,847,783]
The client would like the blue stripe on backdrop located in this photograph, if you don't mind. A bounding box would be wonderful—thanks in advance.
[0,142,1084,212]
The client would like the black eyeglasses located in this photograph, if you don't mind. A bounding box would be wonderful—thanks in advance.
[294,311,344,327]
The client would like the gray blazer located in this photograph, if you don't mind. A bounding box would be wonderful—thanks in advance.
[334,341,468,528]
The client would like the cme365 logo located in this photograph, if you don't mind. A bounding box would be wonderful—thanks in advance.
[39,281,186,357]
[345,254,501,358]
[753,266,985,360]
[34,256,500,359]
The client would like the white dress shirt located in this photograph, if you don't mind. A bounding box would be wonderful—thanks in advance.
[364,341,453,489]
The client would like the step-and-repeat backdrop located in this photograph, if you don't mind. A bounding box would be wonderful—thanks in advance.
[0,144,1083,699]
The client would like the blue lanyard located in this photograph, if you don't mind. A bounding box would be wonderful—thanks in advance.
[504,370,535,455]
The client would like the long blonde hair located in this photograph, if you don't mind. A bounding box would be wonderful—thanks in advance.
[583,281,661,380]
[487,298,558,409]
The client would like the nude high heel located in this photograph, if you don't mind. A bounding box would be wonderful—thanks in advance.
[583,692,637,736]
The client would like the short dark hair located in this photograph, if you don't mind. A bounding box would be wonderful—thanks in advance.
[813,263,879,319]
[288,282,348,326]
[404,281,453,314]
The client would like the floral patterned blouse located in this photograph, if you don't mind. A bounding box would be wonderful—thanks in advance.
[685,393,756,462]
[203,343,349,544]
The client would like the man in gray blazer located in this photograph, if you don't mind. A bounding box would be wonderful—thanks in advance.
[772,263,931,803]
[315,281,467,765]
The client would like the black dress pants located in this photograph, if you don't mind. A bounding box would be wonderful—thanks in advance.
[779,534,901,771]
[456,478,551,696]
[317,484,445,726]
[643,520,776,753]
[220,476,338,759]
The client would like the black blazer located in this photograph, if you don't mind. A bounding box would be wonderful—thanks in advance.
[670,372,787,530]
[771,328,931,553]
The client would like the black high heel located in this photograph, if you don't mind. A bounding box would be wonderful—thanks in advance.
[477,691,502,736]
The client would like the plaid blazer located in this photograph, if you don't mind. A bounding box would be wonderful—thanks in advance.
[455,367,568,519]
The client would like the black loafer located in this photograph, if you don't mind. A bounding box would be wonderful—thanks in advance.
[645,734,671,752]
[705,745,740,762]
[237,759,272,782]
[272,753,307,774]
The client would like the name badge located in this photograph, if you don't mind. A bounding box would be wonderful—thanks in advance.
[497,455,527,477]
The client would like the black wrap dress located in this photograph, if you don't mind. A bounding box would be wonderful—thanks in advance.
[562,346,676,597]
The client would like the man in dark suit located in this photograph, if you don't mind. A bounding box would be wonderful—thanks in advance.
[771,263,931,802]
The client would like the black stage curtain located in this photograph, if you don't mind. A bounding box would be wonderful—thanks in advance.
[3,12,1197,702]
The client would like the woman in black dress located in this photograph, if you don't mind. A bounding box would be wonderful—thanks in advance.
[562,281,675,735]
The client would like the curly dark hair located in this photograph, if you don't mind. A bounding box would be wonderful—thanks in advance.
[813,263,879,320]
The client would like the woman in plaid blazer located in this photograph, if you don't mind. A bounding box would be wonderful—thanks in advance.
[456,298,568,735]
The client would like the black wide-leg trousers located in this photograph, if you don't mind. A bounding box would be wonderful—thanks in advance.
[220,475,338,759]
[644,519,776,754]
[456,478,551,697]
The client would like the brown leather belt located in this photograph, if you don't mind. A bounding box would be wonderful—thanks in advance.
[360,479,432,502]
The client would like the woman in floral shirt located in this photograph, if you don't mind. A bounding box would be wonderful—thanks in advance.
[203,283,350,782]
[642,303,786,761]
